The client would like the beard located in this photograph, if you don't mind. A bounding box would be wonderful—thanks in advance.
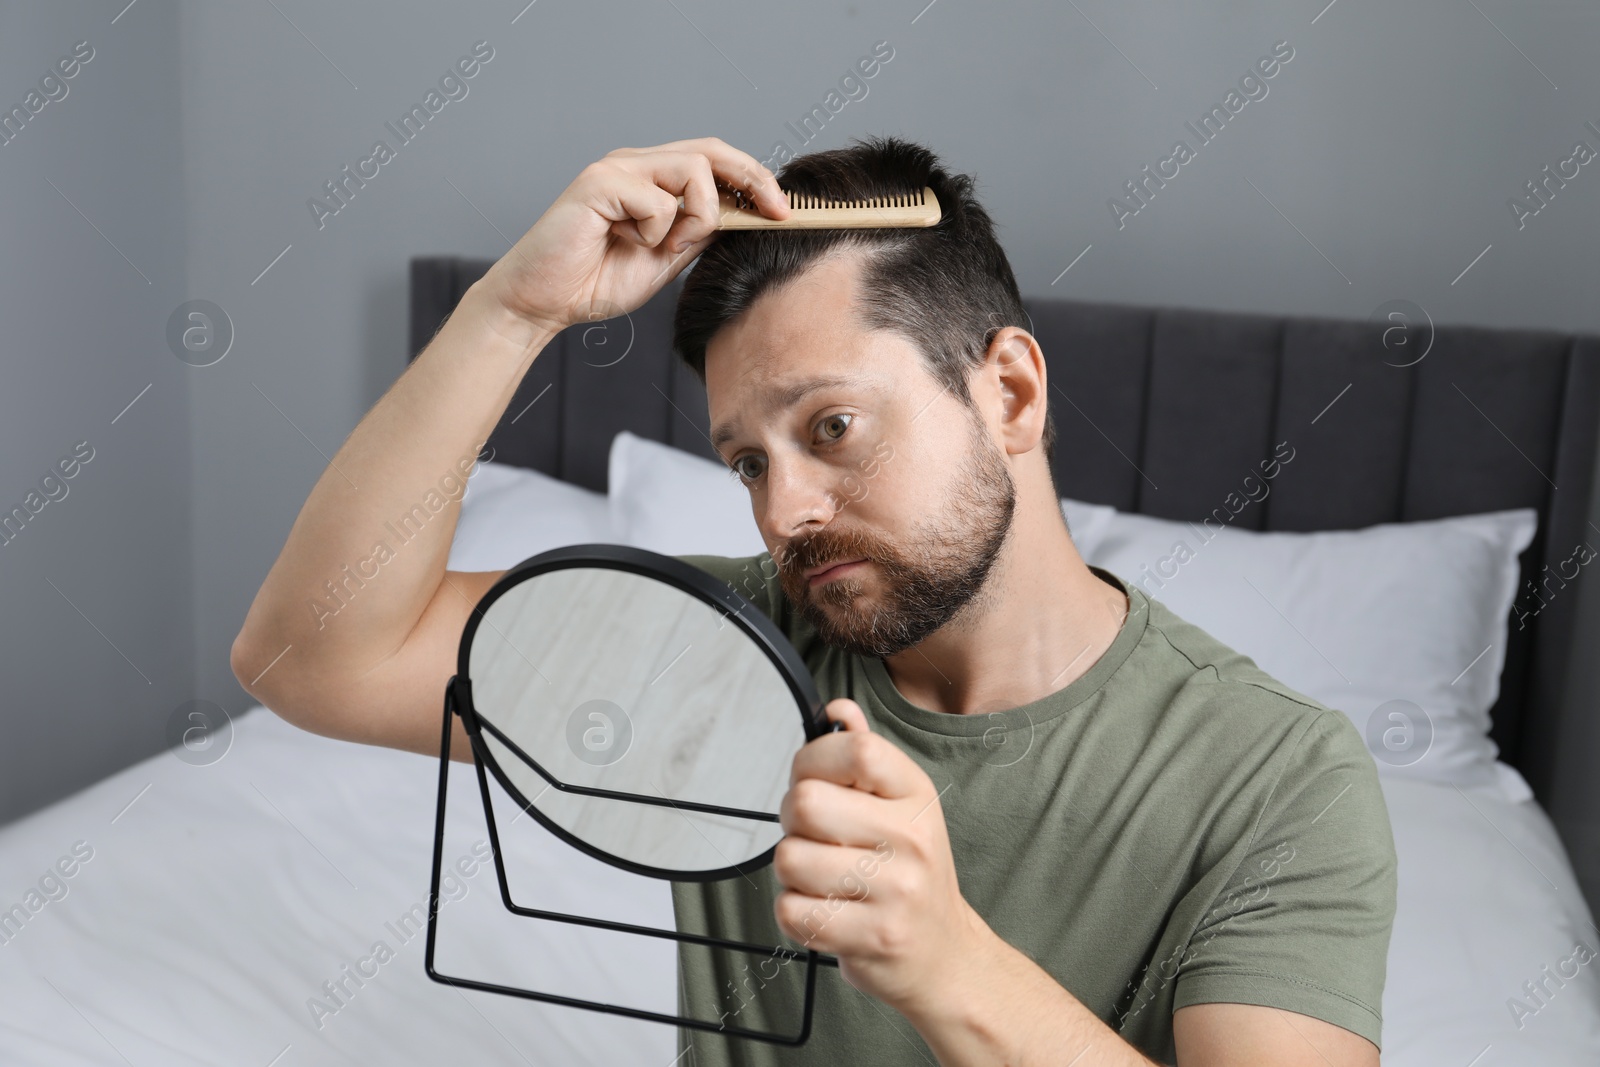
[775,409,1017,659]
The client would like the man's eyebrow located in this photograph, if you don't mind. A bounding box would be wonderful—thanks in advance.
[710,373,872,452]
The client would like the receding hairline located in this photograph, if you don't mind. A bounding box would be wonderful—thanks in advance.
[702,247,902,455]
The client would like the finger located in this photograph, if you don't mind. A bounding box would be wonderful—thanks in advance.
[619,137,790,218]
[774,886,873,953]
[648,228,721,285]
[779,776,895,848]
[772,836,884,900]
[790,722,921,801]
[596,170,683,247]
[825,697,870,733]
[658,155,721,254]
[680,229,719,260]
[600,151,745,250]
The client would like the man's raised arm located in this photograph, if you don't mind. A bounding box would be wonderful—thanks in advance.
[229,137,790,759]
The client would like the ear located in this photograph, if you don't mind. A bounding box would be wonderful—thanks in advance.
[981,327,1048,458]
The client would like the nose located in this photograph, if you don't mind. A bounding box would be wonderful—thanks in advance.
[755,453,839,548]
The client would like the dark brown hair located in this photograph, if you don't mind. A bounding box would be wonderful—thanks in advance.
[672,134,1055,466]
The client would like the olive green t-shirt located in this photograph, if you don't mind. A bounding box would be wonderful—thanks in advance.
[669,553,1397,1066]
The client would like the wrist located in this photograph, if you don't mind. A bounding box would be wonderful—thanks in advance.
[454,279,563,360]
[902,907,1159,1067]
[899,904,1003,1031]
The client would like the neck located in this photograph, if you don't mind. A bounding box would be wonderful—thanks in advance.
[882,466,1130,717]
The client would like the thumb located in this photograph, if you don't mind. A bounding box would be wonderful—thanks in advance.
[823,697,870,734]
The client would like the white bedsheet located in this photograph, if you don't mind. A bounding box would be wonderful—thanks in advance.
[0,706,681,1066]
[0,706,1595,1065]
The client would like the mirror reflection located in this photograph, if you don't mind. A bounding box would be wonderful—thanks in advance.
[467,565,807,875]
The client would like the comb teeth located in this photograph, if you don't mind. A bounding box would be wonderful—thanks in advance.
[727,188,927,211]
[786,190,927,210]
[715,184,941,230]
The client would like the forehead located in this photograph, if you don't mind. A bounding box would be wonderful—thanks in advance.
[703,252,923,438]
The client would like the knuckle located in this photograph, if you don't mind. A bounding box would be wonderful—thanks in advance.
[772,838,797,878]
[686,161,719,207]
[773,892,798,933]
[891,867,924,904]
[791,778,825,815]
[907,828,936,863]
[876,854,905,887]
[873,917,908,958]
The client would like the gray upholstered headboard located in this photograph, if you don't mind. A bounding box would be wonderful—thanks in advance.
[410,255,1600,808]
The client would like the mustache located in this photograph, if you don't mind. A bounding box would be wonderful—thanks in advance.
[775,525,885,579]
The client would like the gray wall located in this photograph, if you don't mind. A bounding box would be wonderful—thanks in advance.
[0,2,190,822]
[6,1,1599,900]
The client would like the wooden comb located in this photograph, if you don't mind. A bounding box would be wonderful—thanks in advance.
[680,184,941,230]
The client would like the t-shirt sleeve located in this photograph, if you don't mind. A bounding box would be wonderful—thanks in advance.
[1172,709,1398,1049]
[674,552,780,620]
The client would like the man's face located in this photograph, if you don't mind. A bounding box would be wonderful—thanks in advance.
[704,251,1017,658]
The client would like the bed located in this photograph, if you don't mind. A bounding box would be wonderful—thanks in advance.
[1,260,1597,1065]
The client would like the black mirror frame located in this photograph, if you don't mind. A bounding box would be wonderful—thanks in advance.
[423,543,840,1047]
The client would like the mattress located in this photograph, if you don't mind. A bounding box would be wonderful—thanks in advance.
[0,705,1595,1064]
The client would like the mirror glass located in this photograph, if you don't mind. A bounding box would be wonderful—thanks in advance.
[466,564,809,877]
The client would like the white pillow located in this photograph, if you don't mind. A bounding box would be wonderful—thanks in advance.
[607,430,766,557]
[602,432,1536,791]
[1066,498,1538,791]
[446,460,612,571]
[606,434,1122,563]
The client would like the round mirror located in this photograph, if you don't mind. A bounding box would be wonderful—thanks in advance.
[458,545,826,881]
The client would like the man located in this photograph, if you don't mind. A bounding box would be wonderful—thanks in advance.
[232,134,1396,1066]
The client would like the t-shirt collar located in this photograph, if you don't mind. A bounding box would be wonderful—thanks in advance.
[860,565,1149,737]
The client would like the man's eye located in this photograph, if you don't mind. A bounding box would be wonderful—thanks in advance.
[730,455,764,482]
[818,414,853,441]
